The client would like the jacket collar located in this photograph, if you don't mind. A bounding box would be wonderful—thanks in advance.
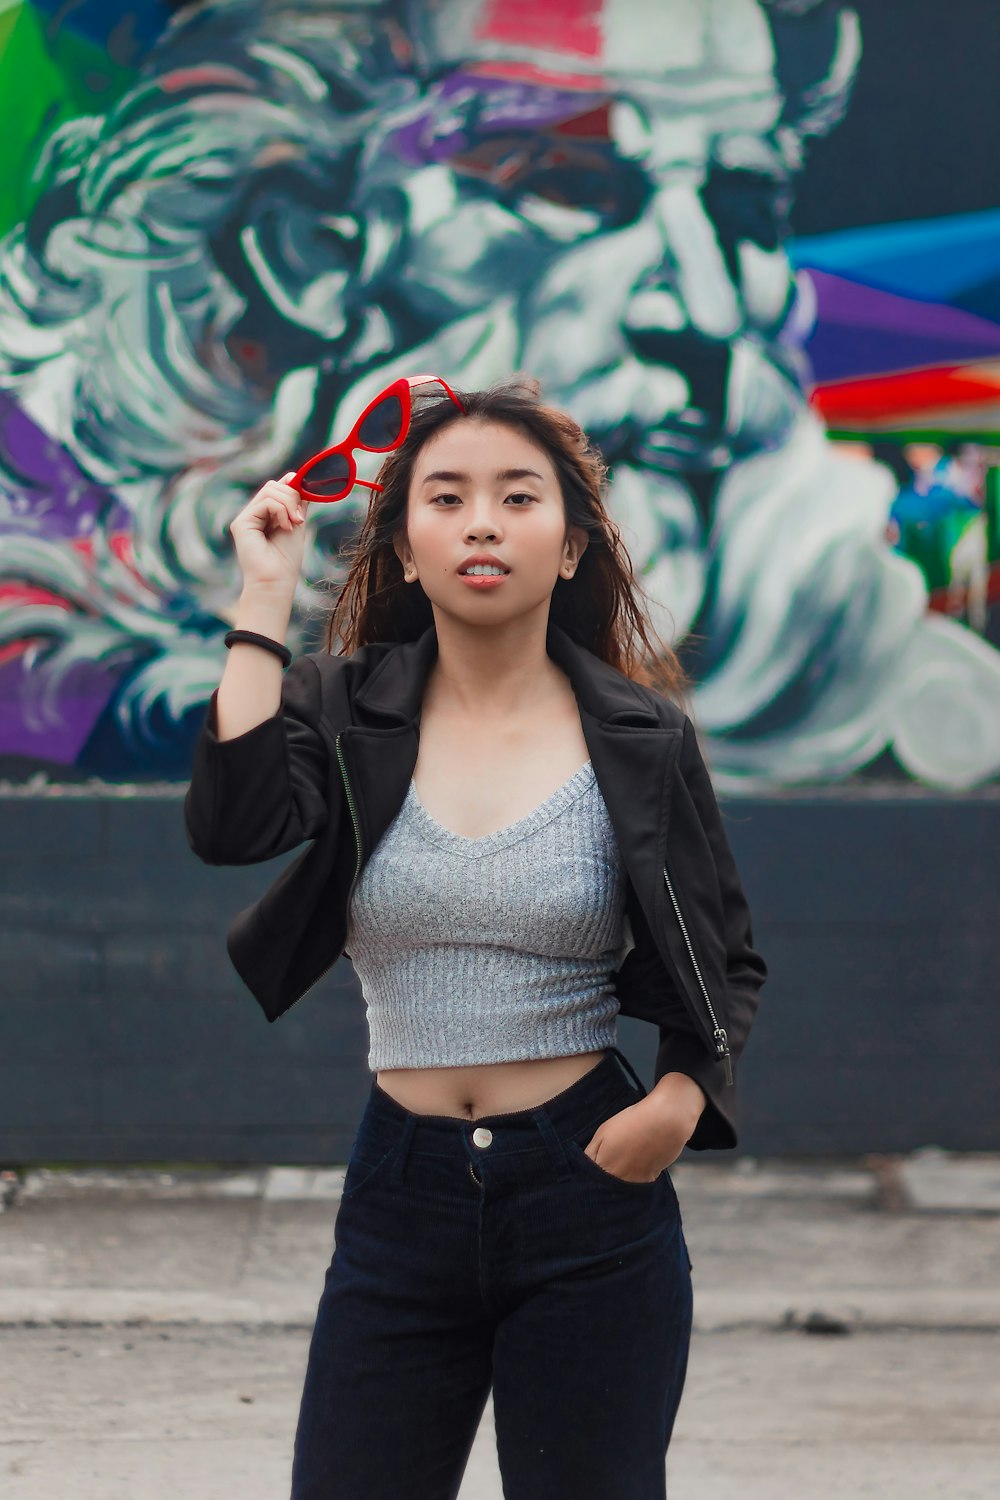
[351,620,661,728]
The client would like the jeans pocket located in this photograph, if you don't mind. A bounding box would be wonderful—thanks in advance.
[340,1136,400,1202]
[566,1137,665,1195]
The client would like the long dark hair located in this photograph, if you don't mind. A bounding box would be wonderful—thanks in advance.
[317,378,688,701]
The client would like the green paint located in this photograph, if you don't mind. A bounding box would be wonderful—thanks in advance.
[986,468,1000,565]
[827,427,1000,446]
[0,1,134,239]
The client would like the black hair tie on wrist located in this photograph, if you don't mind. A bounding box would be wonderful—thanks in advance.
[223,629,292,668]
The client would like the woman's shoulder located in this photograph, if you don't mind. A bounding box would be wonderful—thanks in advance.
[292,634,427,725]
[549,623,688,733]
[593,656,688,733]
[299,638,399,679]
[628,678,689,732]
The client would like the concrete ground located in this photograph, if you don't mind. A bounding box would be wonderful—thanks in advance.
[1,1150,999,1499]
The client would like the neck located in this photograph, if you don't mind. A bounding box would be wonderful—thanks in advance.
[425,606,566,717]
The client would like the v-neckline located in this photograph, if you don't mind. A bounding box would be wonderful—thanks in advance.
[407,761,595,856]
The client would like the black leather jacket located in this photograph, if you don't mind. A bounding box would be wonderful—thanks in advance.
[183,620,767,1150]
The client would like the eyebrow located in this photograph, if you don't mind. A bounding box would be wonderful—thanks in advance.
[419,468,545,485]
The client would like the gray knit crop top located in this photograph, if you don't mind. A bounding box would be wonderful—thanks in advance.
[344,761,630,1069]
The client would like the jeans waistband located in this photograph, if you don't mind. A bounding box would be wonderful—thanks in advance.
[363,1047,646,1157]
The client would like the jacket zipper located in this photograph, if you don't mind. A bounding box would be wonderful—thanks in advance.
[662,864,733,1086]
[297,732,363,1004]
[336,731,364,911]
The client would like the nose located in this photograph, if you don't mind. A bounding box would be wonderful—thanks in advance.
[622,179,742,367]
[620,182,740,414]
[464,507,501,543]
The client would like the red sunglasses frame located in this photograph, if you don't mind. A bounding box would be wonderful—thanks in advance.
[290,373,465,503]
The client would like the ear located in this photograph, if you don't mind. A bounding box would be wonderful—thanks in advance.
[560,523,589,578]
[393,529,415,578]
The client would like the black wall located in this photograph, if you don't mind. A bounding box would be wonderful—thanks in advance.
[1,792,995,1162]
[791,0,1000,236]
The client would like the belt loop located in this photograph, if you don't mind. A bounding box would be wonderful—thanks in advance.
[531,1105,574,1181]
[386,1112,416,1188]
[611,1046,647,1099]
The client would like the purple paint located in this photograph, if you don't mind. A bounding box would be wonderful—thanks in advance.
[0,655,123,764]
[0,389,131,540]
[389,69,609,166]
[0,391,131,764]
[804,270,1000,383]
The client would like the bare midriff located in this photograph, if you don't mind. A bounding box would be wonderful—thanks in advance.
[375,1051,609,1120]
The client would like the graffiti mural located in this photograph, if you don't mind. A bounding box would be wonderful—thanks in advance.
[1,0,998,789]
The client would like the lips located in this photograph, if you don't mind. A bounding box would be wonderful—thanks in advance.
[458,563,510,590]
[458,554,510,575]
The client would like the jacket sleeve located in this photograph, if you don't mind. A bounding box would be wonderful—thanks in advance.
[656,714,768,1151]
[183,654,330,866]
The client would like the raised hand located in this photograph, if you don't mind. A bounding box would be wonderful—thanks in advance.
[228,471,310,599]
[215,471,308,741]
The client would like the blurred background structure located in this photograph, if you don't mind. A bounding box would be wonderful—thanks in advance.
[1,0,997,1161]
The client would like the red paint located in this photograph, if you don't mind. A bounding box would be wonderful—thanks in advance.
[468,59,607,90]
[159,66,256,94]
[928,566,1000,614]
[0,532,152,669]
[811,364,1000,424]
[0,584,72,610]
[553,102,612,139]
[0,586,71,665]
[108,532,145,581]
[476,0,602,59]
[68,532,148,586]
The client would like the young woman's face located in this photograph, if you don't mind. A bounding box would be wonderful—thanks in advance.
[395,418,588,627]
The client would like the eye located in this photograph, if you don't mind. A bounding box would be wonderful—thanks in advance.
[448,125,649,233]
[505,493,537,505]
[701,165,790,259]
[430,493,461,505]
[516,160,647,230]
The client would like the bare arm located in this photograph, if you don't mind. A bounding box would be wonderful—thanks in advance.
[216,586,293,740]
[215,471,308,741]
[184,471,330,865]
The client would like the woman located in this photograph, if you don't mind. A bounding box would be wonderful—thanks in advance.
[184,376,767,1500]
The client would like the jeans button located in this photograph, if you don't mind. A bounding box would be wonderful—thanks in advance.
[472,1126,493,1148]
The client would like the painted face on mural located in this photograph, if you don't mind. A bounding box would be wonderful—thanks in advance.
[355,1,800,461]
[339,0,807,650]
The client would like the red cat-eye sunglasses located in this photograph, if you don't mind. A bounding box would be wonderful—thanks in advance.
[289,373,465,503]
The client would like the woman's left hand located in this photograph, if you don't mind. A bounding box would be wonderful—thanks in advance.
[582,1080,705,1184]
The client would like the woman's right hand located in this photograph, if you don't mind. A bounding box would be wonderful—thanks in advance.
[229,472,310,596]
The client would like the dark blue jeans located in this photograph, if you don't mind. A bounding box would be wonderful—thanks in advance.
[291,1047,693,1499]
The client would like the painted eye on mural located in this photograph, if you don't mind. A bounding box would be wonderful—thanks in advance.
[516,157,649,228]
[451,135,649,231]
[701,165,792,256]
